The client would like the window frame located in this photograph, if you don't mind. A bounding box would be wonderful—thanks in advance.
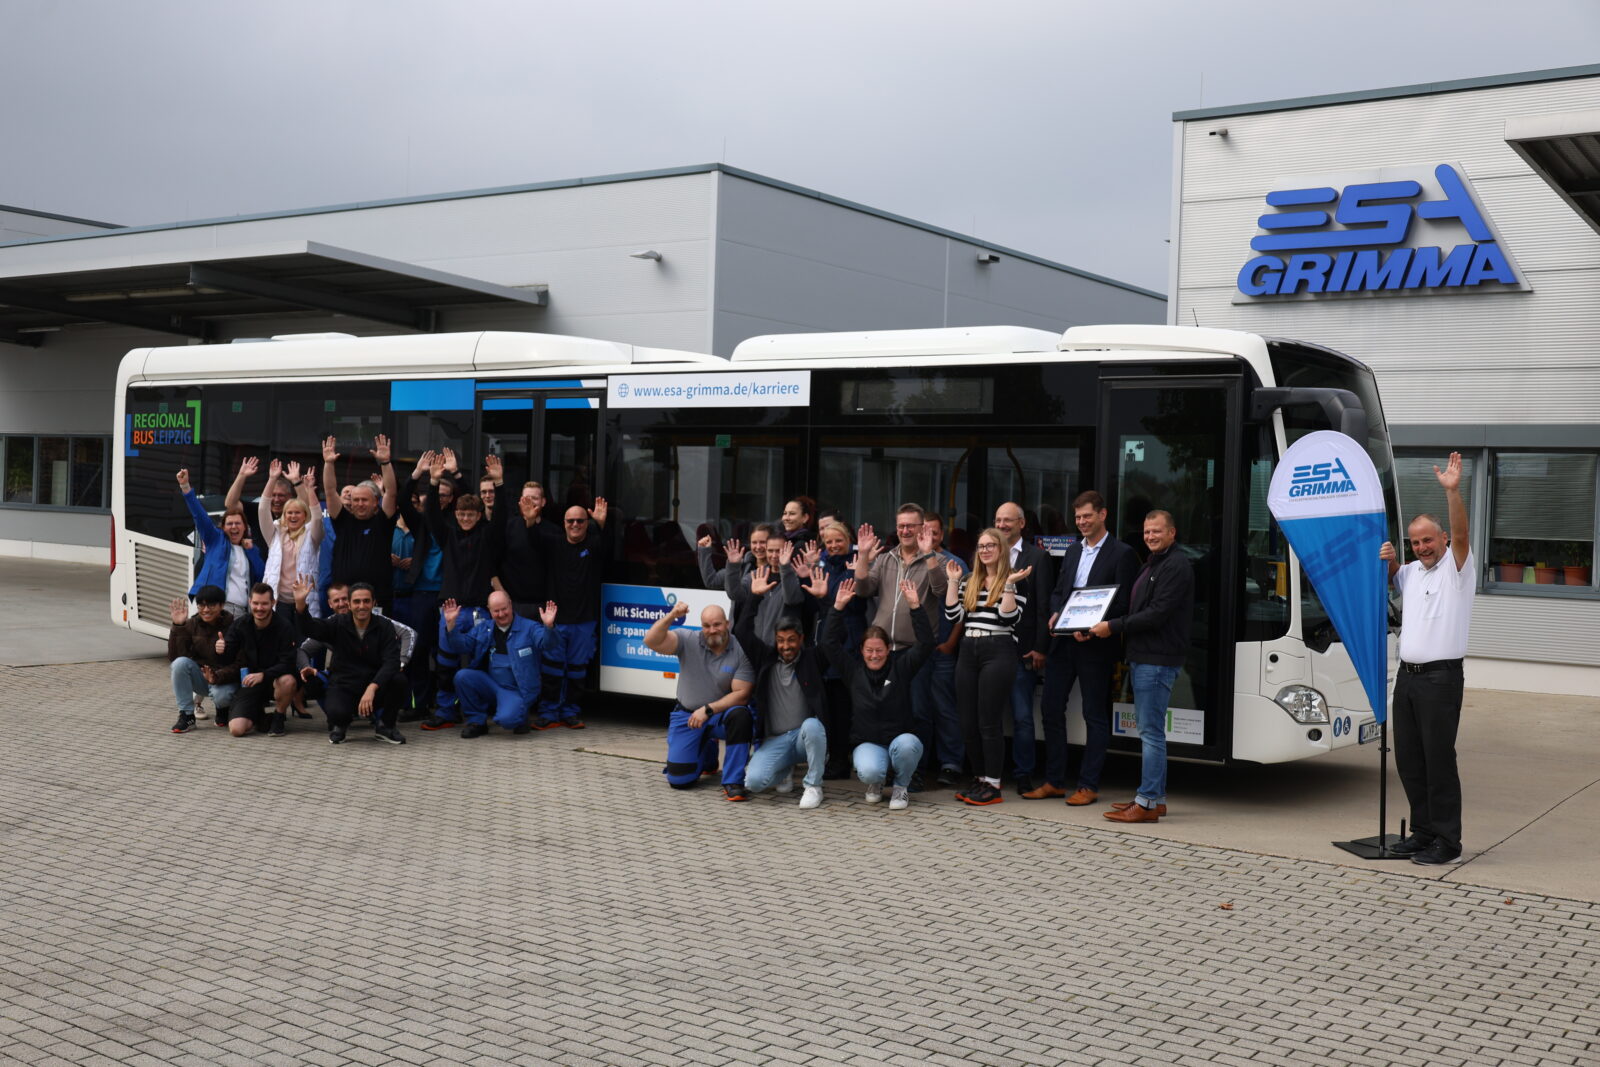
[1480,447,1598,600]
[0,433,111,513]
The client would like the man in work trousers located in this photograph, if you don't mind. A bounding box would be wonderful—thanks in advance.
[644,601,757,801]
[1380,452,1474,866]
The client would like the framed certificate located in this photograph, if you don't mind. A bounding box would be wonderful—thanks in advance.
[1052,585,1119,633]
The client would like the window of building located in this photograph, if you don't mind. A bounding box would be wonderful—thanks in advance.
[1394,450,1476,563]
[1488,452,1595,591]
[0,434,109,510]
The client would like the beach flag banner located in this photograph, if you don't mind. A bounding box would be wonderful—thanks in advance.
[1267,430,1390,723]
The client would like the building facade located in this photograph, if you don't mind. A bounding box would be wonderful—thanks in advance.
[1172,64,1600,695]
[0,164,1162,563]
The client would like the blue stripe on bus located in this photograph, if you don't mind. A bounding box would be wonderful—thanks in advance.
[391,379,475,411]
[546,397,598,409]
[478,379,586,391]
[482,397,534,411]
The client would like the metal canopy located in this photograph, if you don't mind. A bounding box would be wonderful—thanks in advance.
[0,240,547,345]
[1506,109,1600,238]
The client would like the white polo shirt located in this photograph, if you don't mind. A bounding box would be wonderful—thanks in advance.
[1394,549,1475,664]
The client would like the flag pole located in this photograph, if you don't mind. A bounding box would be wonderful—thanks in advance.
[1334,698,1407,860]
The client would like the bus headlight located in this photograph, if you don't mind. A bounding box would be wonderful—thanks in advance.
[1274,685,1329,724]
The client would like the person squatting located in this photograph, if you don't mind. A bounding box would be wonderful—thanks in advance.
[164,435,606,743]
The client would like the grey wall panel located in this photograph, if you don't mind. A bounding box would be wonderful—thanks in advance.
[0,331,139,433]
[0,509,107,547]
[1468,594,1600,667]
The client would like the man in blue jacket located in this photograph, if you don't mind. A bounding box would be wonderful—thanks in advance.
[1027,490,1140,807]
[177,468,263,618]
[441,591,556,738]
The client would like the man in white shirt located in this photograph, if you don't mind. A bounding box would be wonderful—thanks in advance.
[1379,452,1474,866]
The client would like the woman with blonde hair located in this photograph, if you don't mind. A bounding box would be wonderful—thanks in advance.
[259,459,325,619]
[944,526,1031,806]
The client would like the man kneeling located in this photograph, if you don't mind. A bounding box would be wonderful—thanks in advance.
[644,601,755,800]
[736,565,829,809]
[441,592,556,738]
[293,576,406,745]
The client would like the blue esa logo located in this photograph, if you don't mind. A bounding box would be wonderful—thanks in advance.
[1236,164,1526,300]
[1288,458,1355,498]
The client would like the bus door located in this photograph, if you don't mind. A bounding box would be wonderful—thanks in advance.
[1097,374,1243,765]
[477,387,604,511]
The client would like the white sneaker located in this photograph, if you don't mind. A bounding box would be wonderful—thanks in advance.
[863,784,883,804]
[889,785,909,810]
[799,785,823,810]
[774,771,794,795]
[193,697,209,720]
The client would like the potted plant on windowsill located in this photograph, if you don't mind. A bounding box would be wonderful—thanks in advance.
[1496,562,1527,583]
[1560,541,1592,586]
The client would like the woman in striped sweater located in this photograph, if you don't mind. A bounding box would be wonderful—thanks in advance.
[944,527,1032,806]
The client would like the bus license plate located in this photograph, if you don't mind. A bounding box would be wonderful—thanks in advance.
[1359,721,1381,745]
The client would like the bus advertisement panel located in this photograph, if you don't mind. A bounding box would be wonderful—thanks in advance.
[599,583,734,700]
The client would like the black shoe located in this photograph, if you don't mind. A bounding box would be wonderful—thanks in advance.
[512,724,532,735]
[461,723,488,739]
[171,714,196,734]
[374,724,406,745]
[1411,841,1463,866]
[1013,775,1035,796]
[722,784,751,802]
[1385,833,1431,857]
[907,771,926,794]
[329,725,346,745]
[266,714,286,737]
[957,781,1004,806]
[292,708,312,719]
[936,767,960,789]
[215,714,230,728]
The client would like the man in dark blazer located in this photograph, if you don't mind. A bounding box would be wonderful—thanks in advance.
[1024,491,1140,805]
[993,501,1056,795]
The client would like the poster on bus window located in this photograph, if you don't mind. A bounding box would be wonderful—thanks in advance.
[599,583,734,700]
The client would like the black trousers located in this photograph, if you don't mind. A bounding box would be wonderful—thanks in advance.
[228,679,277,728]
[322,676,407,728]
[1392,664,1464,851]
[956,635,1017,780]
[1039,640,1119,791]
[822,677,853,772]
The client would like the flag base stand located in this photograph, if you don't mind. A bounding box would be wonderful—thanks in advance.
[1333,719,1412,860]
[1333,833,1410,860]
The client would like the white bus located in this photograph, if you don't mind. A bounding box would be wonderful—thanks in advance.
[111,323,1399,765]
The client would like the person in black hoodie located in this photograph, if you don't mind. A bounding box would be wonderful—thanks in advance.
[215,583,300,738]
[1093,509,1194,824]
[821,577,935,811]
[423,449,506,609]
[292,575,407,746]
[735,565,830,810]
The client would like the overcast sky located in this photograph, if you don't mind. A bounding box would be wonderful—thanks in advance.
[3,0,1599,293]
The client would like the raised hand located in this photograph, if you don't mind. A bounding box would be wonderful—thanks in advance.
[725,538,746,565]
[1379,542,1396,562]
[802,540,821,567]
[945,558,963,583]
[749,565,775,597]
[834,577,856,610]
[859,532,883,564]
[175,468,191,491]
[441,598,461,630]
[899,577,921,609]
[301,466,317,492]
[429,452,445,481]
[520,494,541,524]
[239,456,259,479]
[540,600,558,628]
[215,632,227,656]
[413,450,435,480]
[1008,565,1033,585]
[484,454,503,480]
[269,458,283,481]
[371,434,392,465]
[667,600,691,624]
[169,596,188,626]
[855,523,874,552]
[441,448,459,473]
[916,524,935,556]
[1434,451,1462,492]
[776,540,795,567]
[803,568,830,600]
[291,573,316,606]
[588,496,608,527]
[697,534,713,549]
[321,436,339,463]
[285,460,302,483]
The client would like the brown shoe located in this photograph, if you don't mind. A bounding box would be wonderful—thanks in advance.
[1103,802,1160,823]
[1064,788,1099,806]
[1110,800,1167,816]
[1020,783,1067,800]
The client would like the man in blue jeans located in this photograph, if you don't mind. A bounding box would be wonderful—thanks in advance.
[735,566,830,809]
[1094,509,1193,824]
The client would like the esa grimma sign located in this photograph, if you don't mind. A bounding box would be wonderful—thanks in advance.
[1234,163,1531,303]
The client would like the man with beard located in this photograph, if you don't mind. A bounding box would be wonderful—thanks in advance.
[215,583,299,738]
[644,601,756,800]
[292,577,406,746]
[441,591,557,738]
[322,433,401,611]
[735,565,829,809]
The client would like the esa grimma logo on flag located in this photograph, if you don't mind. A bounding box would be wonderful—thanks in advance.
[1288,458,1356,498]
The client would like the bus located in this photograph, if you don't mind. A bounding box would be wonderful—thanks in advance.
[111,323,1400,765]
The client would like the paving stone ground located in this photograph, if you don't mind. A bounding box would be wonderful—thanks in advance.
[3,658,1598,1067]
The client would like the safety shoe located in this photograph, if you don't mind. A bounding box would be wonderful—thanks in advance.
[562,718,585,729]
[888,785,910,811]
[374,724,406,745]
[722,784,750,802]
[171,714,196,734]
[534,717,561,731]
[419,717,458,731]
[799,785,823,810]
[956,781,1004,806]
[512,723,532,735]
[460,723,488,739]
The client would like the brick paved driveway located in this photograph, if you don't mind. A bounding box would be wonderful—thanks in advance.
[3,659,1597,1067]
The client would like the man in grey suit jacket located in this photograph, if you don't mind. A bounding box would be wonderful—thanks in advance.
[1025,491,1140,805]
[993,501,1056,795]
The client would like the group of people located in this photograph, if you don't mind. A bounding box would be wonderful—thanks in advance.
[648,492,1196,819]
[165,434,608,743]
